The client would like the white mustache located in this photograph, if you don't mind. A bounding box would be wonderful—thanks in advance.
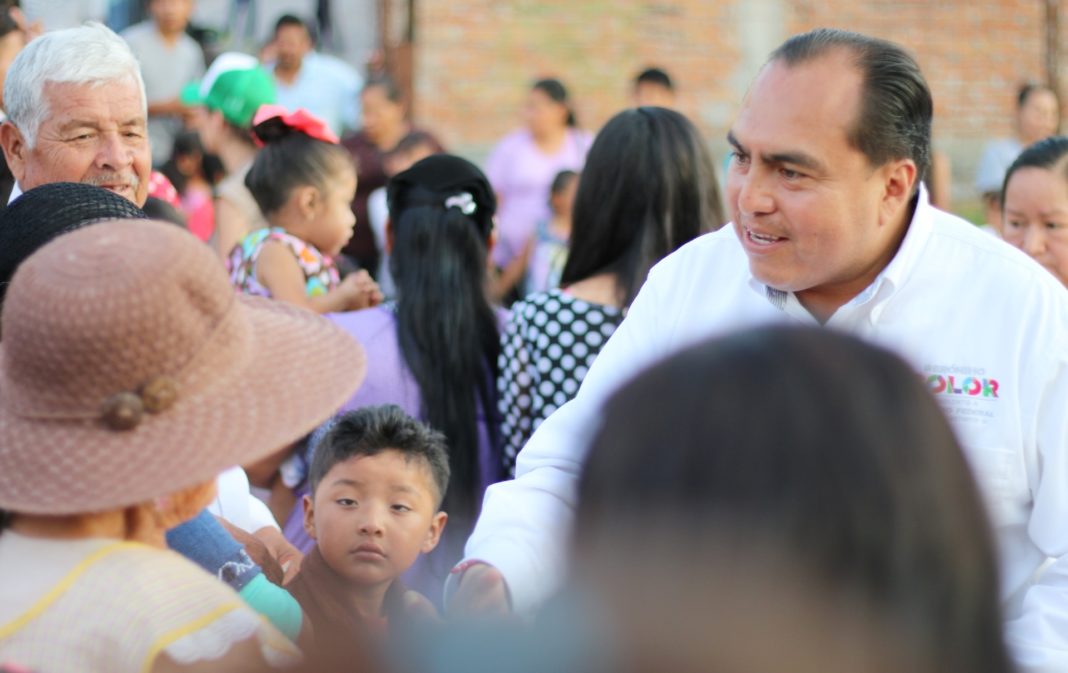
[83,173,139,191]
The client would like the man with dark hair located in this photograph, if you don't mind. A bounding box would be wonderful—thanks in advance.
[267,12,361,136]
[456,28,1068,671]
[633,66,675,108]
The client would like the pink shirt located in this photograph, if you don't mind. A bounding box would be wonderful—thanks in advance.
[484,128,591,267]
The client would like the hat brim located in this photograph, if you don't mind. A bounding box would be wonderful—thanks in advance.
[0,296,366,515]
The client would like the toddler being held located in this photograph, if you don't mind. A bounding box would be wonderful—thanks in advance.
[229,105,382,312]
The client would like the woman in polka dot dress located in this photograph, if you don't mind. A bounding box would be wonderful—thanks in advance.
[498,107,727,476]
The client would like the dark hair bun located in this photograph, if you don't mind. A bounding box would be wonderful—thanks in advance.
[251,116,299,145]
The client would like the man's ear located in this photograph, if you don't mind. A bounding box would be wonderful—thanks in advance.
[421,511,447,554]
[1,121,29,184]
[879,158,918,227]
[302,493,318,541]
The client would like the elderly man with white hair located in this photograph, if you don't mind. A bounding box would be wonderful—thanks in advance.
[0,22,151,206]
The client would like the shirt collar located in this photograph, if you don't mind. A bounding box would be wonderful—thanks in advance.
[748,183,936,313]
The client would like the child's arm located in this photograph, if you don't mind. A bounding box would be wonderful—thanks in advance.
[256,241,382,313]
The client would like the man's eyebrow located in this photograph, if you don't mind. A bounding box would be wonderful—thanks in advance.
[726,130,745,152]
[764,150,824,173]
[56,119,102,132]
[727,131,825,173]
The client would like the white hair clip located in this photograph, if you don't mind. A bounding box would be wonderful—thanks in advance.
[444,192,477,215]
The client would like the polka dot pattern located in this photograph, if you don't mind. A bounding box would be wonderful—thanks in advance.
[498,290,624,476]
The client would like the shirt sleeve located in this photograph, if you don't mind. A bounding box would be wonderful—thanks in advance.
[1005,347,1068,673]
[461,264,672,612]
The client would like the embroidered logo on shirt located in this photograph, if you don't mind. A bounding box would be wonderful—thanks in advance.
[926,374,999,398]
[922,365,1000,429]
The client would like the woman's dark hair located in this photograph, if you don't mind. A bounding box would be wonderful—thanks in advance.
[575,326,1010,673]
[387,155,500,527]
[635,66,674,90]
[142,196,187,228]
[245,117,353,215]
[532,78,576,127]
[1001,135,1068,209]
[160,130,205,194]
[549,169,577,198]
[0,6,18,40]
[363,74,404,104]
[771,28,932,190]
[311,405,450,507]
[1018,82,1059,110]
[560,107,724,307]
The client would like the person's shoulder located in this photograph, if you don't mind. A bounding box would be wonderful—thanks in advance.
[340,129,373,152]
[649,225,745,281]
[409,126,445,151]
[120,21,154,45]
[495,129,533,151]
[98,544,242,604]
[177,32,205,59]
[925,209,1068,306]
[329,305,397,342]
[315,53,362,84]
[981,137,1022,155]
[571,128,594,147]
[508,290,559,323]
[929,210,1045,275]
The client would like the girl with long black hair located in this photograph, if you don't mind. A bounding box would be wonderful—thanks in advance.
[326,154,502,605]
[498,107,726,475]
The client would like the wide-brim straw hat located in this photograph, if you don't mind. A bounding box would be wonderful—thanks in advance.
[0,220,367,515]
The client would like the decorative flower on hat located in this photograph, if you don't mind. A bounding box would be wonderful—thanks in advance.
[251,104,340,146]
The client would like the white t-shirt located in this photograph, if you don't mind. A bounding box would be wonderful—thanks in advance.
[465,188,1068,673]
[210,467,279,533]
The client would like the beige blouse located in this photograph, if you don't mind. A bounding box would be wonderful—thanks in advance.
[0,532,300,673]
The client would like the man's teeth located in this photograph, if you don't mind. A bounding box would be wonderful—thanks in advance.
[751,231,779,243]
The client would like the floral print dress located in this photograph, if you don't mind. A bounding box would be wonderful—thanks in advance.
[228,227,340,298]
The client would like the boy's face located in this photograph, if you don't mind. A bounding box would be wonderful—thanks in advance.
[304,450,447,587]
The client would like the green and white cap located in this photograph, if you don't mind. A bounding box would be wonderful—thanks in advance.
[181,52,276,129]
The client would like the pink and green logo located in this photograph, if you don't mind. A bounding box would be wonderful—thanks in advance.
[927,375,999,398]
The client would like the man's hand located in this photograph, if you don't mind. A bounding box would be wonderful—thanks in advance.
[253,526,304,585]
[216,516,286,585]
[447,562,511,618]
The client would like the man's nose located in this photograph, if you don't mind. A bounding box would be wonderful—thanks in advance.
[94,132,133,171]
[735,170,775,216]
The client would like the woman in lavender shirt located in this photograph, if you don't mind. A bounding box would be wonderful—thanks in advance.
[485,79,592,302]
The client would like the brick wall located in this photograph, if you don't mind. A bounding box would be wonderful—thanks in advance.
[410,0,1059,207]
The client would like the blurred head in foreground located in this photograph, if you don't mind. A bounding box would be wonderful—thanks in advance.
[572,326,1011,673]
